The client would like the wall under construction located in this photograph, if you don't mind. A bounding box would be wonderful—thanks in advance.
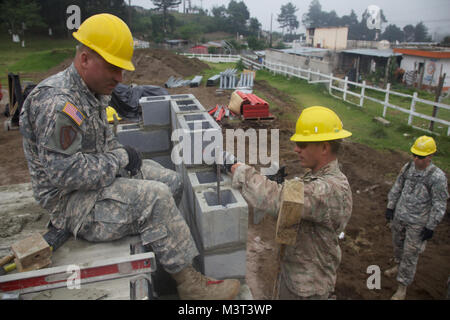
[116,94,249,280]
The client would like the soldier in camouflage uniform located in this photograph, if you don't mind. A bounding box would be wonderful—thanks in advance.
[231,106,353,299]
[19,13,240,300]
[385,135,448,300]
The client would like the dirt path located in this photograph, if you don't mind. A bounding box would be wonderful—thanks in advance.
[1,49,449,300]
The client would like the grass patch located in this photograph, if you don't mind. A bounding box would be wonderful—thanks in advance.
[254,69,450,172]
[0,32,76,85]
[9,48,74,73]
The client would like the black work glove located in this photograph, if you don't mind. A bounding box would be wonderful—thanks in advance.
[218,151,237,174]
[123,145,142,176]
[266,166,288,184]
[420,227,434,241]
[385,208,394,221]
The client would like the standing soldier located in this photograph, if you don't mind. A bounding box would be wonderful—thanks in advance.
[19,13,240,300]
[231,106,353,299]
[385,136,449,300]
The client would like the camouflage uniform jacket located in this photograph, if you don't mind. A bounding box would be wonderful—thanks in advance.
[387,161,448,230]
[19,63,129,233]
[232,159,352,297]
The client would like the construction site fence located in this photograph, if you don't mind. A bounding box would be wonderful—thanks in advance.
[178,53,241,63]
[181,53,450,136]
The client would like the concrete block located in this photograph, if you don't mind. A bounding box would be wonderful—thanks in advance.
[183,167,232,220]
[117,124,171,153]
[173,113,222,167]
[169,94,195,100]
[141,99,171,127]
[147,154,175,171]
[139,95,170,103]
[202,246,247,279]
[192,186,248,252]
[170,98,205,130]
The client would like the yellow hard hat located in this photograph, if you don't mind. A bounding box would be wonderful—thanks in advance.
[106,106,122,123]
[290,106,352,142]
[73,13,135,71]
[410,136,436,156]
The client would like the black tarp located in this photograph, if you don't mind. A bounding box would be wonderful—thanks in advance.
[109,83,168,119]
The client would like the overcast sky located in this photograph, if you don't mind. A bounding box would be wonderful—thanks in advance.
[130,0,450,37]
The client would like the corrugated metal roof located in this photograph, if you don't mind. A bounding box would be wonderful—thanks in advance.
[342,49,402,58]
[281,47,329,57]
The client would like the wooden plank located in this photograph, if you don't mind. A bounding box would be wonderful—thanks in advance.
[275,179,304,246]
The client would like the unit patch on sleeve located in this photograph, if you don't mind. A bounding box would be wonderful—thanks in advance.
[62,102,85,126]
[60,126,78,150]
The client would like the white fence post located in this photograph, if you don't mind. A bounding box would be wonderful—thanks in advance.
[329,73,333,95]
[308,68,311,82]
[383,83,391,117]
[343,76,348,101]
[360,80,366,107]
[408,92,418,125]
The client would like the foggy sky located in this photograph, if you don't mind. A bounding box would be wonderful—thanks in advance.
[130,0,450,38]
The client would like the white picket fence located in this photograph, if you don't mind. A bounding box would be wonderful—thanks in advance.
[178,53,241,63]
[181,53,450,136]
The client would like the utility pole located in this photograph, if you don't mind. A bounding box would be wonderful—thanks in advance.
[270,13,273,48]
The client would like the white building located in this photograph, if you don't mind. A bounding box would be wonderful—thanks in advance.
[393,48,450,92]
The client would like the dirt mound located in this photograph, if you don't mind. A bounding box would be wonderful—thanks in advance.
[123,48,210,86]
[22,49,210,87]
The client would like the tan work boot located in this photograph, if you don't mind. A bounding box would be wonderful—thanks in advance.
[384,265,398,278]
[172,266,240,300]
[391,284,407,300]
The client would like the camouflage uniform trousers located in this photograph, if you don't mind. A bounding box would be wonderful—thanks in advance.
[278,273,329,300]
[76,159,199,274]
[391,218,427,286]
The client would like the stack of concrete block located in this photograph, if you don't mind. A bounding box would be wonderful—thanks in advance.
[192,186,248,279]
[116,93,249,281]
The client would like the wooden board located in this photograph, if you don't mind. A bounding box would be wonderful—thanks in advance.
[275,179,304,245]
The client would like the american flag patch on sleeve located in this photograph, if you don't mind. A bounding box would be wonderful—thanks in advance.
[62,102,85,126]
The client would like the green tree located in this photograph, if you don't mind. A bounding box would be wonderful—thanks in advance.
[382,24,404,42]
[403,24,415,42]
[341,9,359,40]
[227,0,250,35]
[151,0,182,35]
[247,36,266,50]
[248,17,261,37]
[414,22,431,42]
[0,0,46,36]
[441,35,450,46]
[277,2,299,34]
[302,0,323,28]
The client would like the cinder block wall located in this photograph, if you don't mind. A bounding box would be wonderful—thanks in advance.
[116,94,249,280]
